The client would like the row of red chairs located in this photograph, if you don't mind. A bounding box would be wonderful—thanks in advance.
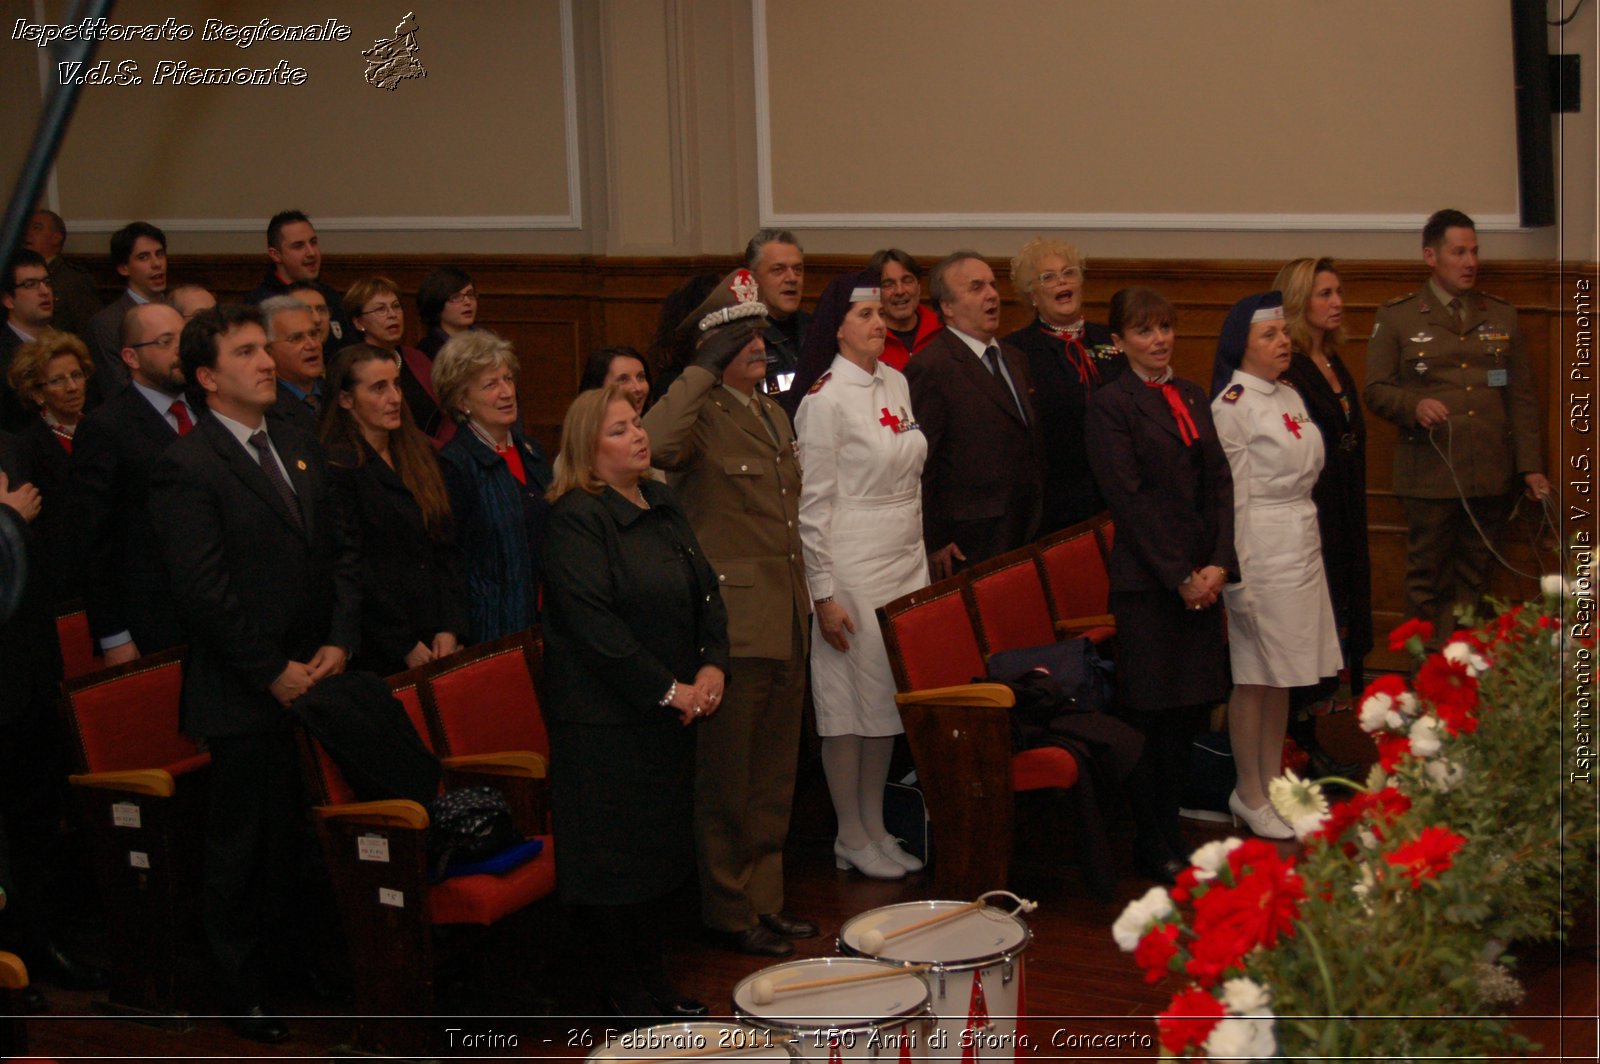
[875,514,1116,898]
[54,632,557,1051]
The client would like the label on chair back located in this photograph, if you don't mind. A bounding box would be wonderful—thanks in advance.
[128,851,150,869]
[378,887,404,908]
[357,835,390,863]
[112,802,141,829]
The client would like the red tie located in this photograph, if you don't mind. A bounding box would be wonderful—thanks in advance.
[1145,380,1198,447]
[169,400,193,436]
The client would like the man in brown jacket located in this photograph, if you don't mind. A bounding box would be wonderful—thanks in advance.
[1364,209,1549,633]
[642,268,814,957]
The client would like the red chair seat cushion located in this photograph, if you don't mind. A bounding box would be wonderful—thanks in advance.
[1079,625,1117,645]
[1011,747,1078,792]
[165,753,211,779]
[428,837,555,925]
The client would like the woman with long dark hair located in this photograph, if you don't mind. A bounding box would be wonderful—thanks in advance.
[321,343,466,674]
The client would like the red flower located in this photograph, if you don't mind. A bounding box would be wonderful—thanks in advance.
[1184,916,1255,986]
[1376,733,1412,771]
[1133,923,1181,984]
[1360,672,1410,712]
[1190,846,1306,960]
[1157,986,1227,1055]
[1385,825,1467,888]
[1315,787,1412,845]
[1281,736,1310,775]
[1388,618,1434,652]
[1414,657,1480,735]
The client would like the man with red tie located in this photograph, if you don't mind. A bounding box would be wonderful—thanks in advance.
[69,302,197,666]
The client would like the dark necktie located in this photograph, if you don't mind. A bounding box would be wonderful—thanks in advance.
[168,400,193,436]
[1447,297,1464,335]
[249,430,303,527]
[984,345,1026,422]
[304,391,321,414]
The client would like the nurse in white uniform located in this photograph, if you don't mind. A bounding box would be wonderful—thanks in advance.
[795,270,929,880]
[1209,290,1342,839]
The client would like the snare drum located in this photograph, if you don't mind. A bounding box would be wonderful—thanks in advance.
[589,1022,798,1063]
[733,957,933,1062]
[839,901,1031,1061]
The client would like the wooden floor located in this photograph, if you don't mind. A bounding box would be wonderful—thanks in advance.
[11,714,1598,1062]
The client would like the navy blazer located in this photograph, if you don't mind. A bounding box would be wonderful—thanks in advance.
[69,385,185,652]
[149,414,360,738]
[1084,370,1237,593]
[437,425,551,644]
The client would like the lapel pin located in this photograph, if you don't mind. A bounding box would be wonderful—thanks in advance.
[296,459,307,470]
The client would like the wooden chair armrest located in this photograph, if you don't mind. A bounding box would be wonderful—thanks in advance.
[69,768,176,798]
[315,799,429,830]
[0,952,26,990]
[440,751,547,778]
[895,682,1015,708]
[1055,613,1116,633]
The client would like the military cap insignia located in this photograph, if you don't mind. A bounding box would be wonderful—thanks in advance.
[1221,383,1243,403]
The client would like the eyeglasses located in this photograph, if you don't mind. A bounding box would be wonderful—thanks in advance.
[360,302,403,317]
[14,277,53,291]
[1036,269,1079,287]
[42,369,86,388]
[446,288,477,304]
[129,332,178,350]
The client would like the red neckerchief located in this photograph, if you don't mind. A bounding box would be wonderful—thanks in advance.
[1039,318,1100,388]
[1144,375,1197,446]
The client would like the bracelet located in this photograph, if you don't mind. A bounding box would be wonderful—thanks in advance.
[658,679,677,707]
[814,596,834,605]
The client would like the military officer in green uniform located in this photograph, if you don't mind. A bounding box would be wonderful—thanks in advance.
[1364,208,1549,635]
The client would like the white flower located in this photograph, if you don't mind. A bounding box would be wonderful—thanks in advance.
[1187,838,1245,881]
[1425,757,1466,792]
[1359,691,1394,733]
[1352,862,1379,901]
[1397,691,1419,716]
[1442,640,1490,677]
[1202,1014,1277,1061]
[1220,977,1272,1015]
[1112,886,1174,951]
[1541,573,1569,598]
[1357,827,1379,850]
[1409,715,1444,758]
[1268,771,1330,840]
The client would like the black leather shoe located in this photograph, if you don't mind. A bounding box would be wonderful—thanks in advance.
[34,943,108,991]
[226,1005,290,1045]
[19,985,47,1013]
[709,925,794,957]
[760,911,819,939]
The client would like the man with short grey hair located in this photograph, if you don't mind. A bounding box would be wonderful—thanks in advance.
[260,295,324,435]
[742,229,809,397]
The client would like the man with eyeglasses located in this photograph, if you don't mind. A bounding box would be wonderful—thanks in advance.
[244,210,354,358]
[1,251,58,431]
[84,221,170,402]
[70,303,196,668]
[261,296,324,436]
[22,209,101,338]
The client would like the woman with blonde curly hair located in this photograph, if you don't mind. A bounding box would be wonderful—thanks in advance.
[7,329,93,603]
[1004,237,1125,531]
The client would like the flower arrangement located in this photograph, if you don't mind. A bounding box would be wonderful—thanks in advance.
[1113,589,1595,1059]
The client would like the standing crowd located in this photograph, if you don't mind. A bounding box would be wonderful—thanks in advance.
[0,207,1548,1041]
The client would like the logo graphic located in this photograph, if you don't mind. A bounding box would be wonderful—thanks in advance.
[363,12,425,90]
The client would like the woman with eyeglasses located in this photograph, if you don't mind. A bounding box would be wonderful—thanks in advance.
[6,330,93,605]
[1004,238,1126,533]
[416,267,479,359]
[344,276,455,448]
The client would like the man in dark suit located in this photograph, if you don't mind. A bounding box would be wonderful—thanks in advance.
[70,302,196,667]
[905,251,1046,577]
[22,210,101,338]
[149,303,358,1044]
[243,211,354,357]
[83,222,169,401]
[260,295,324,435]
[2,251,57,431]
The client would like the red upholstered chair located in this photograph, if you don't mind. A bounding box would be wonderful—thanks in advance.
[1034,515,1117,646]
[966,552,1058,654]
[54,601,103,680]
[298,676,555,1051]
[420,631,550,834]
[60,649,208,1014]
[878,571,1078,898]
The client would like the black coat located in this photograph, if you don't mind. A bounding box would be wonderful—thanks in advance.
[1003,319,1125,533]
[149,414,361,738]
[1085,371,1236,711]
[266,381,320,438]
[0,432,61,727]
[0,328,32,432]
[1282,349,1372,672]
[327,439,468,675]
[69,386,185,654]
[397,346,450,442]
[540,480,729,902]
[13,416,77,606]
[904,329,1046,564]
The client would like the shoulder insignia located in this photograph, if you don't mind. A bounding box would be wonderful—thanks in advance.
[1221,383,1244,403]
[1382,292,1414,308]
[807,371,832,395]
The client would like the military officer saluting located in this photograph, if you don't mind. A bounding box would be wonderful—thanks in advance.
[1364,208,1549,635]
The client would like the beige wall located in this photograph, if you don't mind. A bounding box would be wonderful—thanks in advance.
[1,0,1592,262]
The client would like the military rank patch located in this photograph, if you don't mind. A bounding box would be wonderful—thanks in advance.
[1221,383,1243,403]
[807,372,832,395]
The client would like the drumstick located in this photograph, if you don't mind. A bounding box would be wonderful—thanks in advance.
[857,899,987,953]
[749,963,930,1005]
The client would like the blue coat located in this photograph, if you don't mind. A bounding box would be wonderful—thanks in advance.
[437,425,551,643]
